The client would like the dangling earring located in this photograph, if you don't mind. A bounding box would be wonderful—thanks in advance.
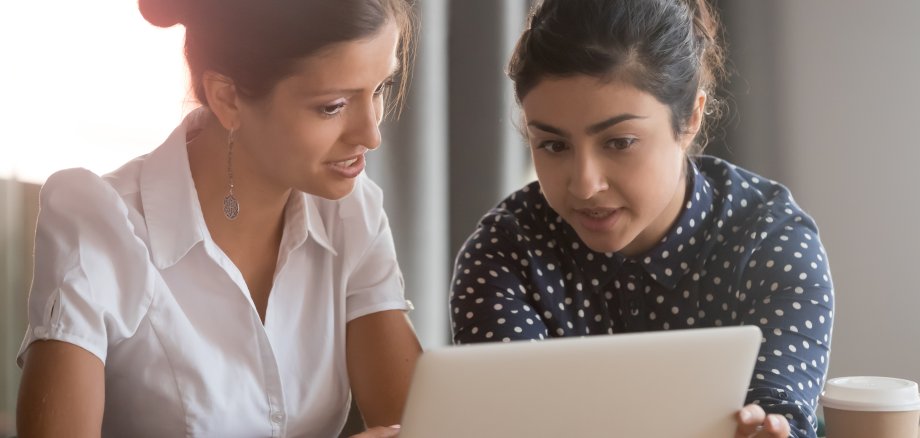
[223,128,240,220]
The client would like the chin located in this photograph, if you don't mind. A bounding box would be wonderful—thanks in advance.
[572,229,626,254]
[301,180,357,201]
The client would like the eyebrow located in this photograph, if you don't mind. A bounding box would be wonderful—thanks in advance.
[305,63,401,97]
[528,113,647,137]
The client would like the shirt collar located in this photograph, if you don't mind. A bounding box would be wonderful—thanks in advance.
[141,108,336,269]
[281,190,337,256]
[635,158,715,289]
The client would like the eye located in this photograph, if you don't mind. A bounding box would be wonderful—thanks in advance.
[537,140,568,154]
[321,100,347,117]
[606,137,638,151]
[374,79,395,96]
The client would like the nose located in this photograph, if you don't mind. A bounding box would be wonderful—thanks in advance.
[567,148,609,200]
[344,99,382,151]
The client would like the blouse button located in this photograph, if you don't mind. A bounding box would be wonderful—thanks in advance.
[628,299,640,315]
[271,412,284,424]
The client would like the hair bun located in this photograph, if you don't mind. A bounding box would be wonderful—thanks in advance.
[138,0,187,28]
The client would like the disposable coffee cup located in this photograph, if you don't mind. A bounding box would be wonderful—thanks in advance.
[821,376,920,438]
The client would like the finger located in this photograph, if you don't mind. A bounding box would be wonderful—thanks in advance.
[762,414,791,437]
[735,404,767,438]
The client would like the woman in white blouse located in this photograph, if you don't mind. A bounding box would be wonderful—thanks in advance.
[16,1,420,437]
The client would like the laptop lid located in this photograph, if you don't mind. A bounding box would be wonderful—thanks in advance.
[400,325,762,438]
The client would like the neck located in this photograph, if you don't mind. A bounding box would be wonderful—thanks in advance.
[186,111,290,243]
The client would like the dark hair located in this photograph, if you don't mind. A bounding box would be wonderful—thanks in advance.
[139,0,415,116]
[508,0,726,151]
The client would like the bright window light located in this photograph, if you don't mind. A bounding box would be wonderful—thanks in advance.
[0,0,194,184]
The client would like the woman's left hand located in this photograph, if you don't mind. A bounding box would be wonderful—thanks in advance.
[735,404,791,438]
[348,425,401,438]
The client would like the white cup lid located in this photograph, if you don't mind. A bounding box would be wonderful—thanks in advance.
[821,376,920,412]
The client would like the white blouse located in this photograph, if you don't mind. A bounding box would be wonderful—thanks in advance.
[17,109,410,437]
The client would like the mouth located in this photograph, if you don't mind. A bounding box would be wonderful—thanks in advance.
[331,157,360,168]
[325,153,367,179]
[574,207,619,218]
[572,207,622,232]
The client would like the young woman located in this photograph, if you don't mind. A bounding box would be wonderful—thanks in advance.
[450,1,833,437]
[16,1,419,437]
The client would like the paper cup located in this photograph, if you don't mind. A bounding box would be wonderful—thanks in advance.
[821,376,920,438]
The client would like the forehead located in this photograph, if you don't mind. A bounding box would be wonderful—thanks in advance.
[521,76,669,123]
[278,22,400,93]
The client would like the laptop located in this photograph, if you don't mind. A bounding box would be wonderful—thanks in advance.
[399,325,762,438]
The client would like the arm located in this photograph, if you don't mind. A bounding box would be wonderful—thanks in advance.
[346,310,421,427]
[17,170,153,437]
[735,219,834,438]
[339,180,423,427]
[17,340,105,438]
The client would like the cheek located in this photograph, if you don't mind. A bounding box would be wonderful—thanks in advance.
[639,150,683,205]
[616,150,679,207]
[532,154,564,201]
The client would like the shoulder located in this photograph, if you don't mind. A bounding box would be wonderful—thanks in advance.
[695,158,832,291]
[455,181,557,267]
[479,181,551,238]
[36,168,152,264]
[39,153,147,227]
[697,156,798,212]
[40,168,130,220]
[697,156,820,243]
[33,168,157,305]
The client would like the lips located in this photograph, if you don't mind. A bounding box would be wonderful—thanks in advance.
[573,207,622,232]
[326,153,366,179]
[575,207,617,218]
[332,157,359,168]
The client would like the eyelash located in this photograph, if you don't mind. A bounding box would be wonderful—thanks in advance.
[321,101,347,118]
[374,79,395,96]
[537,140,568,153]
[536,137,638,153]
[606,137,638,151]
[319,79,396,119]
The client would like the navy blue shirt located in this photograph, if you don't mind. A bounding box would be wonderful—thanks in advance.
[450,156,834,438]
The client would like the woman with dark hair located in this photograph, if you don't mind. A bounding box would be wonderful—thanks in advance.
[17,1,419,436]
[451,1,833,437]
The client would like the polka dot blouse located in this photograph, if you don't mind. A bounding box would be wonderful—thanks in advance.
[450,156,834,438]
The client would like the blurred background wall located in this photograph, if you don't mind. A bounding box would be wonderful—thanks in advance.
[728,0,920,386]
[2,1,919,436]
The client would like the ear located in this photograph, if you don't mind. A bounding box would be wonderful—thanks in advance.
[202,71,241,131]
[681,90,708,152]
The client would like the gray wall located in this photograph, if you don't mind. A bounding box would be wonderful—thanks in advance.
[0,180,38,435]
[724,0,920,384]
[369,0,531,349]
[778,0,920,383]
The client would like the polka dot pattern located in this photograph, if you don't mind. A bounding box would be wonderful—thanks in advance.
[450,156,834,438]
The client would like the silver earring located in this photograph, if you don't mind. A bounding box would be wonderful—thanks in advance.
[223,128,240,220]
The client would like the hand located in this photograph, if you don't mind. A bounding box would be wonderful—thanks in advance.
[735,404,791,438]
[349,425,401,438]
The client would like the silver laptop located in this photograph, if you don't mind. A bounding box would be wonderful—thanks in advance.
[400,325,761,438]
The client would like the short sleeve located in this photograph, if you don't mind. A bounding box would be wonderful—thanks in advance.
[342,177,409,322]
[737,215,834,438]
[17,169,156,367]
